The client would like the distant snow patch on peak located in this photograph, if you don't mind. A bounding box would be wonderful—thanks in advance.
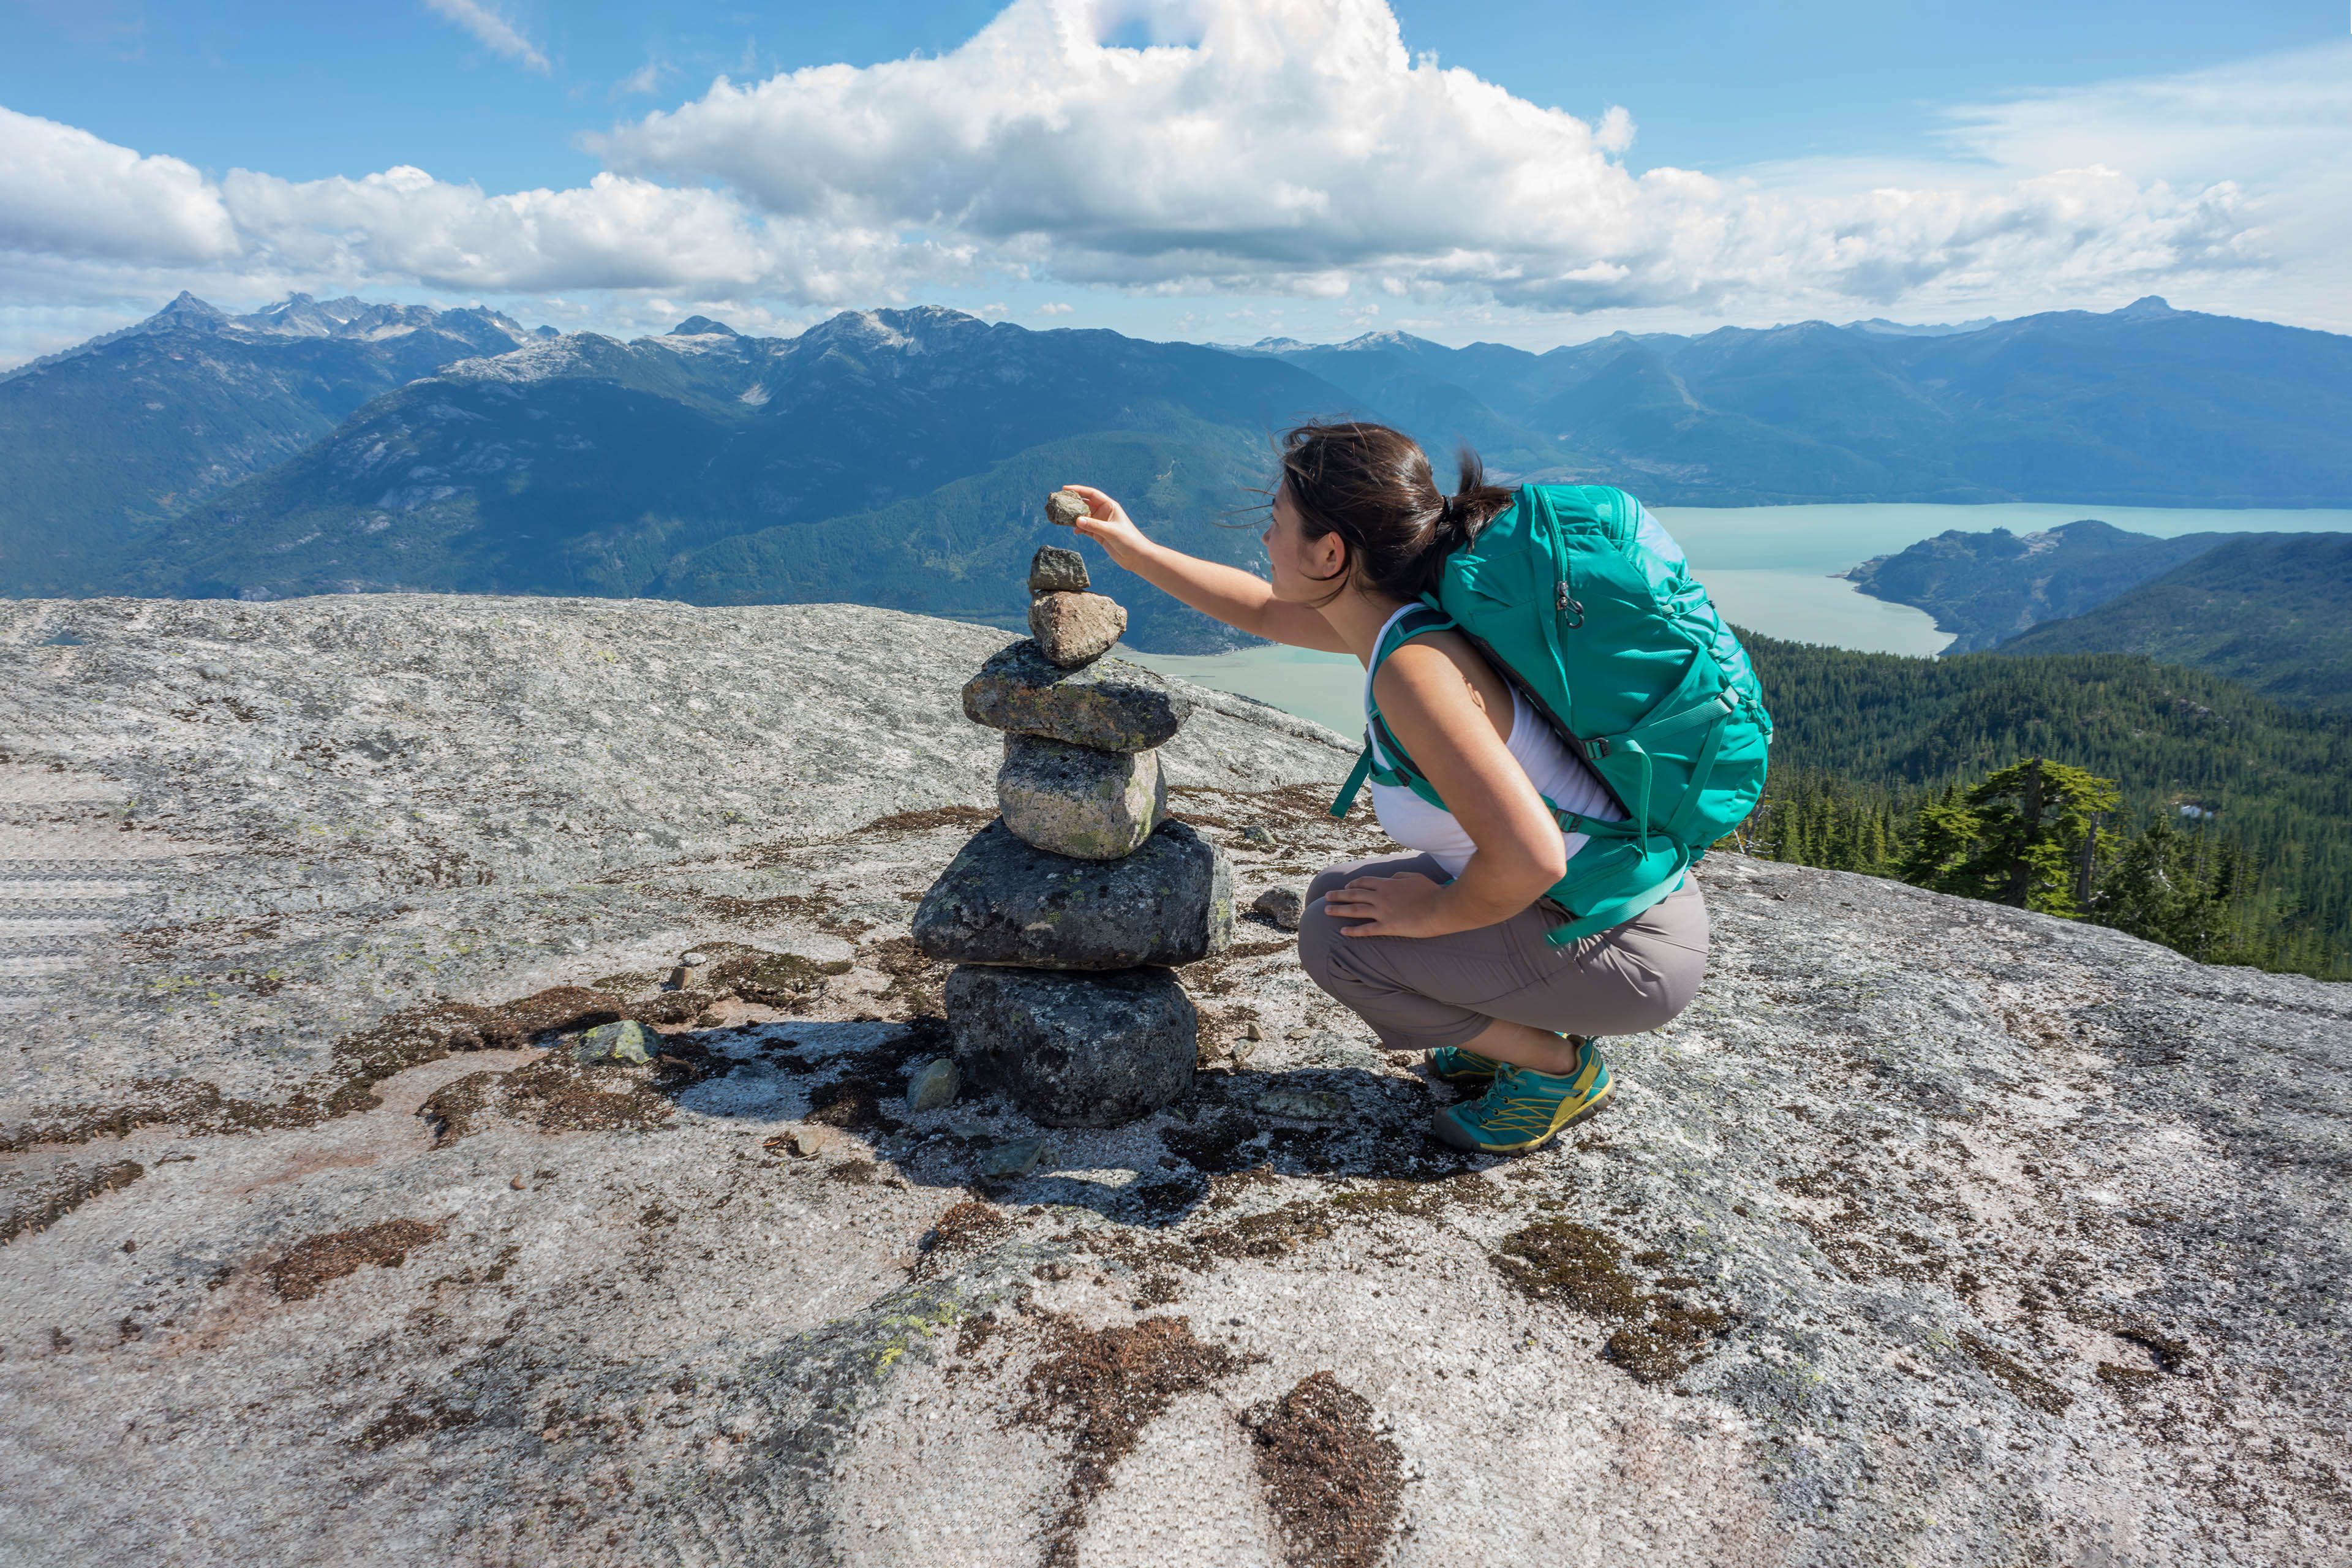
[737,383,771,406]
[439,333,606,384]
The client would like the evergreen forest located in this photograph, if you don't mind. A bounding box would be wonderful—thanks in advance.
[1733,635,2352,979]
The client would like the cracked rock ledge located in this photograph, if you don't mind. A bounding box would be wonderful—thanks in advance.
[0,595,2345,1567]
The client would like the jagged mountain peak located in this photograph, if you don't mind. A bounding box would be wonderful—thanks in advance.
[666,315,739,337]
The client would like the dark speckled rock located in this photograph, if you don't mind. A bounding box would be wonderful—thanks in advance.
[962,641,1192,753]
[911,819,1231,970]
[944,965,1196,1128]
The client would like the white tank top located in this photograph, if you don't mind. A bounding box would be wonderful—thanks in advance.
[1363,605,1625,878]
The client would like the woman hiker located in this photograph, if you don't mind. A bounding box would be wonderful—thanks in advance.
[1062,421,1713,1156]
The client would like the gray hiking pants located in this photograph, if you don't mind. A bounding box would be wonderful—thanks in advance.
[1297,853,1709,1052]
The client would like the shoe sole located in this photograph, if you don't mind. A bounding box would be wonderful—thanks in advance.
[1429,1077,1616,1155]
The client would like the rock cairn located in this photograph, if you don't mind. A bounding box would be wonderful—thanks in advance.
[910,536,1233,1128]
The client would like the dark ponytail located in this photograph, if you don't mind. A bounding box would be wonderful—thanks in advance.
[1276,421,1515,604]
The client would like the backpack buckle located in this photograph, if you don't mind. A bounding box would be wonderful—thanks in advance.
[1556,582,1585,629]
[1584,737,1611,760]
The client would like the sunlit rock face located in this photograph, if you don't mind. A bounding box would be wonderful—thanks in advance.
[1,594,2345,1567]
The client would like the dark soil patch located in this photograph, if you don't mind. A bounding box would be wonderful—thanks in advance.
[1492,1219,1732,1385]
[733,951,854,1010]
[1,1158,145,1245]
[267,1219,443,1302]
[1328,1175,1502,1222]
[3,982,635,1152]
[867,937,949,1016]
[497,1055,684,1136]
[1244,1372,1406,1568]
[808,1076,895,1131]
[1959,1332,2073,1415]
[916,1200,1012,1278]
[1015,1314,1245,1568]
[352,1396,481,1450]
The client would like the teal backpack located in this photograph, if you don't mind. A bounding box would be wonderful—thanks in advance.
[1331,483,1772,944]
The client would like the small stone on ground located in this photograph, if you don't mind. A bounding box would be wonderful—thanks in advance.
[1252,886,1304,931]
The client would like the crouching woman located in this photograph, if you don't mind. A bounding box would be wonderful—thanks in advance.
[1066,421,1709,1155]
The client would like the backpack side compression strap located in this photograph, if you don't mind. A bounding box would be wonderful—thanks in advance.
[1328,603,1456,819]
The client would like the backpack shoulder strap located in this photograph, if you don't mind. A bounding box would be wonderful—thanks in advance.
[1328,600,1454,819]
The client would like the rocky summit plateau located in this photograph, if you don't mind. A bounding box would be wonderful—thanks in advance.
[1,594,2346,1567]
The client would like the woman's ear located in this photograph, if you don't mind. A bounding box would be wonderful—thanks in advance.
[1309,527,1348,584]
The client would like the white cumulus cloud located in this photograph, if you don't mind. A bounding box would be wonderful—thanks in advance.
[590,0,2269,314]
[423,0,551,75]
[0,107,238,265]
[0,0,2339,349]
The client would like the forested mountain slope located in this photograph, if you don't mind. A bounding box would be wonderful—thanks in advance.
[1996,533,2352,714]
[1744,633,2352,974]
[1842,519,2230,652]
[0,293,542,595]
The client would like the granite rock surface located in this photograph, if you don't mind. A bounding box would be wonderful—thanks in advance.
[944,965,1197,1128]
[911,819,1232,970]
[0,594,2345,1567]
[996,735,1167,861]
[963,641,1192,752]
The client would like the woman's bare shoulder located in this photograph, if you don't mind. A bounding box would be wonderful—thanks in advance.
[1373,632,1509,734]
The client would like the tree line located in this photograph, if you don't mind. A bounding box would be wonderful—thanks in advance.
[1732,636,2352,980]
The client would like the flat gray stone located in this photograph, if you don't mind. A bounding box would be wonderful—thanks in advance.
[1028,546,1089,594]
[946,967,1197,1128]
[905,1057,960,1112]
[1027,591,1126,669]
[962,641,1192,753]
[912,820,1231,970]
[998,735,1166,861]
[974,1136,1046,1181]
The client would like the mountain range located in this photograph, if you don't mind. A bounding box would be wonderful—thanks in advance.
[4,292,2351,652]
[0,292,547,597]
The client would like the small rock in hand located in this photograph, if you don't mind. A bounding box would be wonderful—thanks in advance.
[1045,489,1090,529]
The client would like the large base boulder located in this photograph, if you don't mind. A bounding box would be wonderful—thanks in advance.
[962,641,1191,752]
[912,819,1232,969]
[997,734,1167,859]
[944,965,1197,1127]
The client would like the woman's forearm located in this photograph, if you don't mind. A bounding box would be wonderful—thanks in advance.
[1096,532,1286,638]
[1428,854,1555,934]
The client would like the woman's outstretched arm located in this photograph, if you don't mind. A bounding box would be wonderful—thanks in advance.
[1060,484,1349,654]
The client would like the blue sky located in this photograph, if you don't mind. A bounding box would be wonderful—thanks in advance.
[2,0,2346,363]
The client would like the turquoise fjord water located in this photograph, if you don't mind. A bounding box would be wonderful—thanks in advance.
[1121,502,2352,738]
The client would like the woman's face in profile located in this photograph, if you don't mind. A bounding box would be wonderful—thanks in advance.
[1261,481,1340,603]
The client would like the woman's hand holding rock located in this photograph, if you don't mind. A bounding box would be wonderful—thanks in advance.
[1061,484,1150,564]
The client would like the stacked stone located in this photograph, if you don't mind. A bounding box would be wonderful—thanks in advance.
[911,530,1233,1129]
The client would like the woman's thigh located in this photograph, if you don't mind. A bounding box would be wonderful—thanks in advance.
[1488,880,1711,1036]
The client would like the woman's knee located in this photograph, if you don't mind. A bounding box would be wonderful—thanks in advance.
[1304,864,1357,904]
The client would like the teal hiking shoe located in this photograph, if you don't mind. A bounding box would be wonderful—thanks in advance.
[1427,1044,1504,1084]
[1431,1040,1614,1155]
